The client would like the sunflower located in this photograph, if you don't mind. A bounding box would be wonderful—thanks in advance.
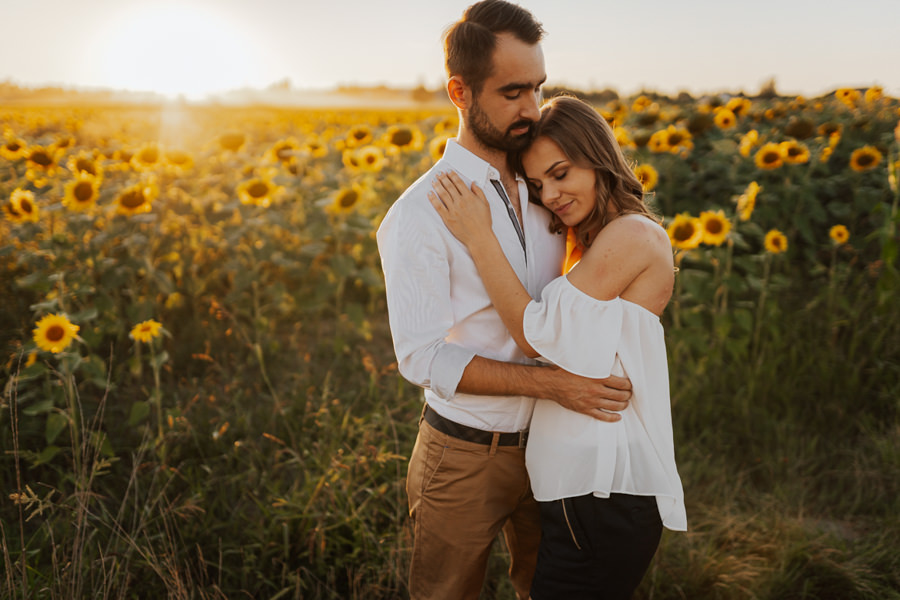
[779,140,810,165]
[1,134,27,160]
[345,125,373,148]
[32,313,80,353]
[818,122,842,138]
[725,97,752,117]
[736,181,760,222]
[864,86,883,104]
[713,108,737,130]
[829,224,849,245]
[327,183,371,215]
[631,95,654,113]
[130,319,163,343]
[663,125,693,155]
[429,134,452,163]
[219,132,246,152]
[4,188,39,224]
[164,149,194,174]
[633,164,658,192]
[25,144,63,185]
[666,213,703,250]
[303,135,329,159]
[835,88,860,108]
[341,148,363,173]
[647,129,669,153]
[237,177,282,207]
[699,210,732,246]
[739,130,759,158]
[849,146,882,172]
[115,181,158,216]
[764,229,788,254]
[433,115,458,135]
[130,143,163,172]
[63,173,100,212]
[357,144,387,172]
[67,150,104,181]
[383,124,424,153]
[613,126,635,149]
[266,137,300,165]
[754,143,783,170]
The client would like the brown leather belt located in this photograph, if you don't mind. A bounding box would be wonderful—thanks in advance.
[423,404,528,448]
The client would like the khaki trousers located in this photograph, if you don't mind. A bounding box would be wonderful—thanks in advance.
[406,419,541,600]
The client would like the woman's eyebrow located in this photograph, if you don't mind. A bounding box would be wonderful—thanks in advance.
[543,160,565,175]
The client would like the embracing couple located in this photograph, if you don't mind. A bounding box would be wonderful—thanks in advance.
[377,1,686,598]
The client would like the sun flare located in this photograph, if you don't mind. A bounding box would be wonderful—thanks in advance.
[95,4,273,99]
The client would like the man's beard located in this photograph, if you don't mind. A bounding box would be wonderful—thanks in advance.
[467,95,534,153]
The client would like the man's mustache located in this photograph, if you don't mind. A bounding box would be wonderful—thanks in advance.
[507,120,535,135]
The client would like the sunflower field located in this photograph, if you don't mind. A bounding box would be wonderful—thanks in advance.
[1,87,899,599]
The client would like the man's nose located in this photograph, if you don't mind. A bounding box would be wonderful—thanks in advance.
[520,90,541,122]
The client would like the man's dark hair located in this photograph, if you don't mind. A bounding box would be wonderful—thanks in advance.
[443,0,544,95]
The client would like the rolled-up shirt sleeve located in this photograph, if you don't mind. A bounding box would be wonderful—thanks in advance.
[377,194,475,400]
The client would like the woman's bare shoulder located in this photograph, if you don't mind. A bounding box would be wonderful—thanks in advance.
[593,213,669,253]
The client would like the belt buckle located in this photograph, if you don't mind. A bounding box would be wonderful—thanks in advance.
[518,430,527,449]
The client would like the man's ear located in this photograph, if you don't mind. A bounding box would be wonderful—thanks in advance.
[447,76,470,110]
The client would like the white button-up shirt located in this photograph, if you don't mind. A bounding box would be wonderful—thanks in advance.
[376,139,565,432]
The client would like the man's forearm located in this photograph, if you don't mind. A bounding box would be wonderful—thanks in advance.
[455,355,554,398]
[455,355,632,421]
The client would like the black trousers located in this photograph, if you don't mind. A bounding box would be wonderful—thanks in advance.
[530,493,663,600]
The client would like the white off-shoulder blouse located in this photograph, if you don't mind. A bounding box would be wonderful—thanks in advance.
[523,275,687,531]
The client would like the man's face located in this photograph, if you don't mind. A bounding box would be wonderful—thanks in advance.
[465,32,546,153]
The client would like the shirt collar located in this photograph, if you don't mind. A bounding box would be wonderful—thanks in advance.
[441,138,514,188]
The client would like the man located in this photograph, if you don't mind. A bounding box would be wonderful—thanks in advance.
[376,2,632,598]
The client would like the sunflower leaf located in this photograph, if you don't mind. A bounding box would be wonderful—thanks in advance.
[128,400,151,426]
[45,412,69,445]
[31,445,61,467]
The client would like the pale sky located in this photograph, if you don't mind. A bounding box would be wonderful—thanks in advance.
[2,0,898,100]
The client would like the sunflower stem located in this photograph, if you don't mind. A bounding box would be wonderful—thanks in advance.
[148,339,165,460]
[751,254,772,366]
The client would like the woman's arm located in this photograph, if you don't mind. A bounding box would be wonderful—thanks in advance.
[428,172,539,357]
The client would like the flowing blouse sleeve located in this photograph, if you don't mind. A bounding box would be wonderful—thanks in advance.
[522,276,624,379]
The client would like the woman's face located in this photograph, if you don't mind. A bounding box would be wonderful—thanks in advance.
[521,136,597,227]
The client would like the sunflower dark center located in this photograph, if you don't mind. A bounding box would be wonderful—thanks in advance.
[764,152,780,164]
[76,158,97,175]
[353,129,368,141]
[46,325,65,342]
[74,182,94,202]
[30,150,52,167]
[248,182,269,198]
[19,197,34,213]
[120,190,145,208]
[706,220,723,234]
[391,129,413,146]
[6,141,21,152]
[856,153,875,167]
[276,146,293,160]
[339,190,359,208]
[668,133,684,145]
[673,223,695,241]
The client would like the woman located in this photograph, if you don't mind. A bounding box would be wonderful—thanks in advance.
[428,95,686,599]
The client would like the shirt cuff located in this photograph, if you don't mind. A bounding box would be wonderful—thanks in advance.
[430,343,477,400]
